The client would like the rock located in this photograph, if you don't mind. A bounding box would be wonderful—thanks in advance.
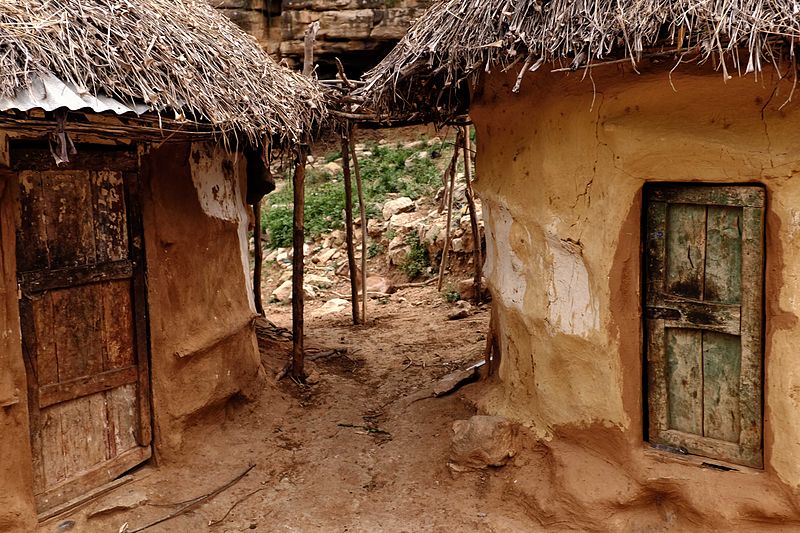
[271,280,316,302]
[305,369,321,385]
[315,298,349,316]
[306,154,315,165]
[362,275,391,295]
[322,161,342,176]
[265,248,280,262]
[88,490,148,518]
[388,245,410,266]
[382,196,415,220]
[449,415,519,471]
[388,211,424,234]
[330,229,346,246]
[305,274,333,288]
[402,140,425,149]
[451,237,464,253]
[447,300,472,320]
[314,247,338,265]
[427,136,442,146]
[458,277,489,301]
[367,218,384,237]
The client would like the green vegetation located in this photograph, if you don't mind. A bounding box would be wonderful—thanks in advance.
[399,233,430,280]
[443,284,461,303]
[262,143,441,249]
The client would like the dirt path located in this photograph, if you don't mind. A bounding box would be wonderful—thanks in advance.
[50,284,541,533]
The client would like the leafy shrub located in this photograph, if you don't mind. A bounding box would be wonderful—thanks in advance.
[399,233,430,279]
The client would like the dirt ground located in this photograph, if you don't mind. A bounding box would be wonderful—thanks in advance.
[41,272,547,533]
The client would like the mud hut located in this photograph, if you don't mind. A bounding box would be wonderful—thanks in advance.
[0,1,324,529]
[359,1,800,527]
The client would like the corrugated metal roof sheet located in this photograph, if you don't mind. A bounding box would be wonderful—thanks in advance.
[0,71,150,115]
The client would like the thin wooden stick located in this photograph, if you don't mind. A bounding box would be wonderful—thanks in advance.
[341,123,360,324]
[462,126,483,303]
[127,465,255,533]
[350,129,368,324]
[253,200,264,315]
[437,130,462,291]
[208,487,268,527]
[290,146,306,381]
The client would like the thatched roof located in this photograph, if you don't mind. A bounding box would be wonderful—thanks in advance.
[359,0,800,120]
[0,0,325,141]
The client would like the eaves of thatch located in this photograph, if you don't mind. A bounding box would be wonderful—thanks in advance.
[357,0,800,121]
[0,0,326,143]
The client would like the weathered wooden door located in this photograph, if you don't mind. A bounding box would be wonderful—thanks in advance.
[14,146,151,511]
[644,185,764,468]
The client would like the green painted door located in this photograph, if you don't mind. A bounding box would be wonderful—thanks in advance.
[644,185,764,468]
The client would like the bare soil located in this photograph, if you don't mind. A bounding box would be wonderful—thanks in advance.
[44,274,544,533]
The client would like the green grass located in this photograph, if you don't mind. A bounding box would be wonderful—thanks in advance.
[262,144,443,249]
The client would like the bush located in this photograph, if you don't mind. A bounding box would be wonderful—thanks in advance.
[399,233,430,279]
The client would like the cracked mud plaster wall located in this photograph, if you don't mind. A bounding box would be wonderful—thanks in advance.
[471,62,800,490]
[141,142,263,457]
[0,172,36,532]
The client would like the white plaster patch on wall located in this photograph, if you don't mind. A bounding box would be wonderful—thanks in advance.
[483,201,526,312]
[545,234,599,338]
[190,143,256,312]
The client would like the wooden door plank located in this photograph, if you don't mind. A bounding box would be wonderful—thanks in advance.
[646,321,669,438]
[665,203,707,300]
[704,206,743,304]
[39,405,68,491]
[651,297,741,335]
[702,331,742,442]
[56,394,107,482]
[35,446,149,511]
[100,281,135,370]
[92,171,129,263]
[645,201,667,306]
[42,172,97,270]
[106,384,139,457]
[51,286,104,383]
[124,168,152,447]
[649,185,765,208]
[19,259,133,293]
[738,206,764,458]
[26,294,59,387]
[17,171,49,271]
[39,366,138,408]
[665,328,703,435]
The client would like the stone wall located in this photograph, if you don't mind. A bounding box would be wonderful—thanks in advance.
[212,0,430,75]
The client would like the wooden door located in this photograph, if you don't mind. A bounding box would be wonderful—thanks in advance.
[644,185,764,468]
[14,146,152,511]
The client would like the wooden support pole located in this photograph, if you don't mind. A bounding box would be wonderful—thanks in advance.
[290,147,306,381]
[341,124,360,325]
[253,200,265,315]
[437,129,463,291]
[461,126,483,303]
[289,21,318,382]
[349,130,368,323]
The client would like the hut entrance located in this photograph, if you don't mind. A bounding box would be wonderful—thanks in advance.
[14,145,152,512]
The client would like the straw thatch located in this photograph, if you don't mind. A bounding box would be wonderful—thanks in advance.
[359,0,800,120]
[0,0,325,141]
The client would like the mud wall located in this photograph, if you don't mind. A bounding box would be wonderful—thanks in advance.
[141,142,263,456]
[0,169,36,532]
[471,63,800,525]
